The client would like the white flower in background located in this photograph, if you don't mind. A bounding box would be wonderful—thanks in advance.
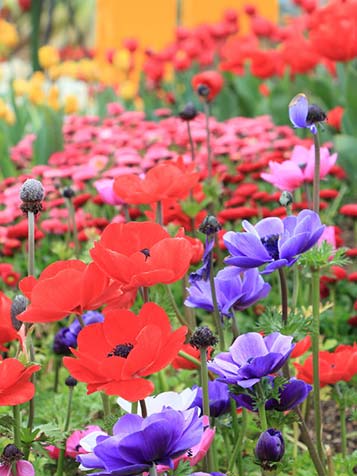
[117,388,198,416]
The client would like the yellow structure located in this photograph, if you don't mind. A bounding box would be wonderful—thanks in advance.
[95,0,279,59]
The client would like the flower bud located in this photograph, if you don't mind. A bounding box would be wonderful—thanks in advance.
[19,178,44,214]
[279,191,293,207]
[197,84,210,98]
[306,104,327,126]
[10,295,28,331]
[179,102,198,121]
[199,215,222,236]
[255,428,285,469]
[65,376,78,387]
[62,186,76,199]
[190,326,218,349]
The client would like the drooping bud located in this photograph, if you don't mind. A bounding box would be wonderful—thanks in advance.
[65,376,78,387]
[19,178,45,214]
[199,215,222,236]
[179,102,198,121]
[10,295,28,330]
[255,428,285,470]
[189,326,218,349]
[62,186,75,199]
[279,191,293,208]
[0,444,23,464]
[197,84,210,99]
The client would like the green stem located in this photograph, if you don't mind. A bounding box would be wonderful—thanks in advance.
[27,211,35,276]
[209,249,225,351]
[31,0,43,71]
[278,267,291,379]
[77,314,86,329]
[101,393,111,419]
[66,198,80,258]
[186,120,196,161]
[311,267,324,461]
[231,311,240,339]
[165,284,193,332]
[256,383,268,431]
[131,401,138,414]
[339,403,347,458]
[53,355,61,393]
[295,408,327,476]
[291,265,300,311]
[149,464,158,476]
[199,347,213,472]
[57,385,75,476]
[229,397,239,441]
[155,200,163,226]
[203,101,212,182]
[228,406,246,474]
[13,405,21,449]
[312,131,321,213]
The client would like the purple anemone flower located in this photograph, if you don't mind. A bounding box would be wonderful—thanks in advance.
[208,332,294,389]
[78,408,203,475]
[190,380,231,417]
[232,377,312,412]
[255,429,285,466]
[53,311,104,355]
[289,93,326,135]
[189,236,215,284]
[185,267,271,318]
[223,209,325,275]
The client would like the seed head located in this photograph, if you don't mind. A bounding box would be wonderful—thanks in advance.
[19,178,44,214]
[10,295,28,331]
[190,326,218,349]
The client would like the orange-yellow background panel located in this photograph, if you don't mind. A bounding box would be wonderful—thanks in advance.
[95,0,279,58]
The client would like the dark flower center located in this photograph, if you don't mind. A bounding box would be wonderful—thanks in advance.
[107,343,134,358]
[0,444,23,464]
[140,248,151,261]
[306,104,326,125]
[261,234,280,260]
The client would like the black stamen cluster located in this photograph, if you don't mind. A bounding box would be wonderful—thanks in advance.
[189,326,218,349]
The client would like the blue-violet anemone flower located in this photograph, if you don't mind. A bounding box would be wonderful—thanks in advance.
[223,209,325,275]
[77,408,203,475]
[185,267,271,318]
[232,377,312,412]
[190,380,231,417]
[289,93,326,135]
[208,332,294,388]
[255,428,285,468]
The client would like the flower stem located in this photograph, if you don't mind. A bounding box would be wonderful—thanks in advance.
[339,403,347,458]
[101,393,111,419]
[27,211,35,276]
[53,355,61,393]
[278,267,288,326]
[57,385,75,476]
[295,407,327,476]
[227,407,247,474]
[186,120,195,161]
[311,267,324,461]
[156,200,163,226]
[66,197,80,258]
[209,254,225,351]
[165,284,193,333]
[199,346,213,472]
[13,405,21,449]
[139,399,148,418]
[149,464,158,476]
[256,383,268,431]
[312,131,321,214]
[203,101,212,182]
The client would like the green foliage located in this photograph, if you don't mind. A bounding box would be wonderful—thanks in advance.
[33,105,64,165]
[256,306,312,338]
[298,241,349,271]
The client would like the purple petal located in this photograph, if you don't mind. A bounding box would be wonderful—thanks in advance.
[255,217,284,238]
[230,333,268,365]
[289,93,308,128]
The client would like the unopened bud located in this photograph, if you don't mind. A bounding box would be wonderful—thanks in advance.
[19,178,44,214]
[279,191,293,207]
[62,186,75,199]
[199,215,222,236]
[10,295,28,330]
[179,102,198,121]
[190,326,218,349]
[65,376,78,387]
[197,84,210,98]
[255,428,285,470]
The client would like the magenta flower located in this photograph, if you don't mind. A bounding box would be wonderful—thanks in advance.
[0,445,34,476]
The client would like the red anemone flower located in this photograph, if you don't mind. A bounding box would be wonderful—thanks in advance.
[113,161,200,205]
[0,293,19,350]
[191,70,224,101]
[90,222,192,290]
[63,302,187,401]
[0,358,40,405]
[294,344,357,387]
[18,260,125,323]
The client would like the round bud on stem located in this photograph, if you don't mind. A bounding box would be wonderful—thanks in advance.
[279,191,293,208]
[19,178,45,214]
[189,326,218,349]
[10,295,28,331]
[179,102,198,121]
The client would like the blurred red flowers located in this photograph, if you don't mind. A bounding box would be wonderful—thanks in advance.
[294,344,357,387]
[0,358,40,405]
[64,302,187,401]
[18,260,124,323]
[191,70,224,101]
[0,292,19,351]
[114,161,199,205]
[90,222,193,290]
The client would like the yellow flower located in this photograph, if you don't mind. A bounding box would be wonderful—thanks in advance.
[64,95,79,114]
[113,49,131,72]
[47,85,60,110]
[0,20,19,48]
[12,79,29,96]
[38,45,60,70]
[120,80,136,101]
[28,85,45,105]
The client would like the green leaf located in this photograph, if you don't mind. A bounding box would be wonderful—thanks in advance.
[33,106,64,165]
[0,125,16,178]
[333,134,357,191]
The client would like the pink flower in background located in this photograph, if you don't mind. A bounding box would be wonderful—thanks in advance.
[46,425,103,459]
[261,144,338,191]
[94,179,124,205]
